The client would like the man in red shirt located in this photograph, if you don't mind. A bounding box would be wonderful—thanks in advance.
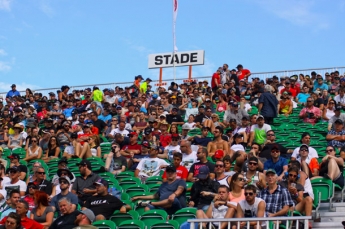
[290,78,300,95]
[120,132,142,169]
[162,152,188,182]
[236,64,251,81]
[211,68,221,92]
[159,120,172,148]
[0,199,44,229]
[280,81,297,97]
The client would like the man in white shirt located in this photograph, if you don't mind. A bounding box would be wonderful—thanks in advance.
[179,140,198,171]
[104,89,116,105]
[2,166,27,196]
[135,145,169,182]
[109,121,129,137]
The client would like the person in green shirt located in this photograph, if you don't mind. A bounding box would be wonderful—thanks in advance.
[140,78,152,94]
[91,86,104,107]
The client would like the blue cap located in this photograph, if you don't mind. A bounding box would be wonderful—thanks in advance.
[152,94,158,99]
[197,166,209,179]
[118,98,123,103]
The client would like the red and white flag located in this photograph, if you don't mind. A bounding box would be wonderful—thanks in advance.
[173,0,178,53]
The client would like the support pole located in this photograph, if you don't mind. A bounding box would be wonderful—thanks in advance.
[189,65,192,79]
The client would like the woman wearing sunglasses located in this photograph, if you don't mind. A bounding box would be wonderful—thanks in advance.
[23,137,42,163]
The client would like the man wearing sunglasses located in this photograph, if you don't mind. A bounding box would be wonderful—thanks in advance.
[6,154,27,181]
[104,142,127,175]
[51,176,78,217]
[264,144,288,181]
[3,166,27,197]
[243,157,266,192]
[236,185,266,229]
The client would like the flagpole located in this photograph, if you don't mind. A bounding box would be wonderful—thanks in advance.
[172,0,178,82]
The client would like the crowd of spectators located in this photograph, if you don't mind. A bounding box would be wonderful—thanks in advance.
[0,65,343,228]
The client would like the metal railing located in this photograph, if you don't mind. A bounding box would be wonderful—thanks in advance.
[188,216,312,229]
[1,66,344,98]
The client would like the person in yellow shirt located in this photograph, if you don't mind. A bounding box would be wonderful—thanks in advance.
[140,78,152,94]
[91,86,104,107]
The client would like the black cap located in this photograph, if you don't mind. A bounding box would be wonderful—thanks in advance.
[7,154,20,160]
[27,182,39,189]
[57,168,74,180]
[236,64,243,69]
[94,178,109,187]
[144,127,152,135]
[335,119,344,125]
[9,166,21,172]
[128,102,134,107]
[58,158,68,165]
[76,159,91,169]
[11,84,16,87]
[271,144,280,151]
[166,165,176,173]
[299,144,309,151]
[248,157,259,163]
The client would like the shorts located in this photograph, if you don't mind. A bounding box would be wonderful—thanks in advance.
[334,173,345,188]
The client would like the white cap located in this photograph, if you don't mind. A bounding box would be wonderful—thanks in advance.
[182,123,191,130]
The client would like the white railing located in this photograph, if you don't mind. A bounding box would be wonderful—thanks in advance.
[1,66,344,98]
[188,216,311,229]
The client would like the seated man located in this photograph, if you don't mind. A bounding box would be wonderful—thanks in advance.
[299,97,321,124]
[207,126,229,157]
[162,152,188,182]
[264,145,288,181]
[326,119,345,149]
[187,146,215,182]
[236,185,266,229]
[135,145,169,183]
[248,115,271,147]
[104,142,127,175]
[319,145,344,188]
[189,126,212,147]
[258,169,294,218]
[180,185,231,229]
[279,167,313,226]
[83,178,127,220]
[188,166,220,211]
[132,165,186,215]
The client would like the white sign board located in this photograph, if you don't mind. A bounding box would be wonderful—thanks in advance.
[148,50,204,69]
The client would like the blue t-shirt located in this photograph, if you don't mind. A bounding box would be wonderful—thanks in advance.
[6,90,20,98]
[258,92,278,118]
[157,179,186,208]
[50,192,79,216]
[313,83,328,92]
[98,114,112,123]
[296,93,310,103]
[264,157,288,176]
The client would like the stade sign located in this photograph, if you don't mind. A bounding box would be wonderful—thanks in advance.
[148,50,205,69]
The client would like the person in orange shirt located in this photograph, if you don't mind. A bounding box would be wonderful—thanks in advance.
[134,75,143,90]
[298,144,319,178]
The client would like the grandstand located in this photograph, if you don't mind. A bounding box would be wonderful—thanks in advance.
[1,66,345,229]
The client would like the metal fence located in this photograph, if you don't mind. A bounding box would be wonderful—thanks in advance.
[1,66,344,99]
[188,216,312,229]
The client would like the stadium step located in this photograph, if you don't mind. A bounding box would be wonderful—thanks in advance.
[312,221,344,228]
[314,201,345,228]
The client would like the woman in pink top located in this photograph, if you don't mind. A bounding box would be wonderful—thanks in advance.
[216,94,228,112]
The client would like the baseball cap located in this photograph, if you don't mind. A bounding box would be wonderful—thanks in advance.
[271,144,280,151]
[266,169,277,175]
[93,178,109,187]
[197,166,210,179]
[160,114,166,118]
[256,115,264,120]
[76,159,91,169]
[182,123,191,130]
[128,132,138,137]
[11,84,16,87]
[335,119,344,125]
[148,117,155,123]
[7,154,20,160]
[79,209,95,223]
[166,165,176,173]
[9,166,21,172]
[27,182,39,189]
[141,140,150,148]
[58,158,68,165]
[248,157,259,163]
[59,176,72,185]
[152,94,158,99]
[144,127,152,135]
[299,144,309,151]
[128,102,134,107]
[335,105,343,111]
[214,149,224,159]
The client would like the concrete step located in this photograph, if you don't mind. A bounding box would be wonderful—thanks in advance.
[319,212,345,217]
[312,221,344,228]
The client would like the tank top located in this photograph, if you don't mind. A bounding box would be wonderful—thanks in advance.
[211,202,228,227]
[28,146,40,157]
[244,171,260,191]
[9,135,21,148]
[239,197,266,221]
[47,146,57,157]
[324,109,335,121]
[303,177,314,200]
[91,146,98,157]
[229,189,245,203]
[216,175,230,187]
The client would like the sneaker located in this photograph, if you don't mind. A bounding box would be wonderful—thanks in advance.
[137,201,150,207]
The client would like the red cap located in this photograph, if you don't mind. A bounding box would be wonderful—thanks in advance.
[129,132,138,136]
[214,150,224,159]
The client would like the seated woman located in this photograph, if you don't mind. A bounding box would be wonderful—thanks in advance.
[78,135,101,159]
[230,132,248,159]
[41,136,60,163]
[278,92,293,116]
[216,94,227,113]
[317,145,344,188]
[23,136,42,162]
[297,144,319,178]
[30,191,54,227]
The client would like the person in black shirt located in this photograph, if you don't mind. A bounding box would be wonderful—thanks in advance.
[188,147,215,182]
[50,197,81,229]
[188,166,220,210]
[189,127,212,147]
[84,178,126,220]
[166,108,184,125]
[90,111,107,134]
[194,105,206,128]
[31,166,52,195]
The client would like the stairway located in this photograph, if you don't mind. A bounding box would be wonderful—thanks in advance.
[312,202,345,229]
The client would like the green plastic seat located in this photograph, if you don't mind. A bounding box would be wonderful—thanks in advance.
[145,176,163,185]
[311,177,335,204]
[92,220,116,229]
[125,184,149,196]
[172,207,197,226]
[118,219,145,229]
[150,220,180,229]
[147,184,161,194]
[119,177,141,190]
[116,171,135,181]
[109,210,139,226]
[139,209,168,227]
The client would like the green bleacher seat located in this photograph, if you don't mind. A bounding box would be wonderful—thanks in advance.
[110,210,139,227]
[116,171,134,181]
[150,220,180,229]
[118,220,145,229]
[92,220,116,229]
[119,177,141,190]
[172,208,197,226]
[145,176,162,185]
[126,184,149,197]
[139,209,168,227]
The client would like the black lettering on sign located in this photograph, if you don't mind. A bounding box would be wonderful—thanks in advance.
[163,55,171,65]
[170,54,179,64]
[155,56,163,65]
[181,54,189,63]
[190,53,198,62]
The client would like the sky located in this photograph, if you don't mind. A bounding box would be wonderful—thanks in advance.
[0,0,345,93]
